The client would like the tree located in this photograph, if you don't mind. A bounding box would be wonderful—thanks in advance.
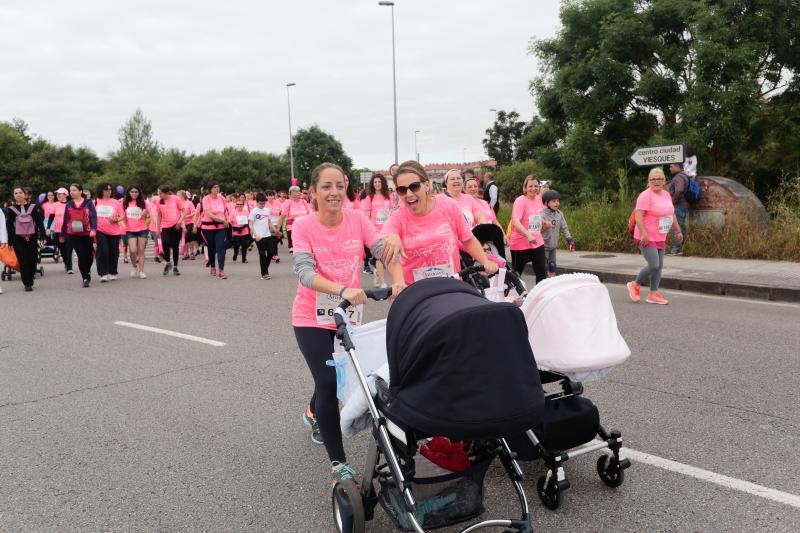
[290,125,353,181]
[528,0,800,199]
[107,108,163,192]
[482,111,530,166]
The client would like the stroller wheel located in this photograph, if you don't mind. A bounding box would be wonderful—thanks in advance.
[38,267,45,277]
[596,455,625,488]
[537,475,562,510]
[332,479,365,533]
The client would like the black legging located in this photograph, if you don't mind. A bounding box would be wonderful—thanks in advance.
[294,326,344,463]
[55,233,72,270]
[96,232,120,277]
[13,236,38,288]
[511,246,547,284]
[67,235,94,281]
[161,226,181,265]
[255,236,276,275]
[232,233,251,261]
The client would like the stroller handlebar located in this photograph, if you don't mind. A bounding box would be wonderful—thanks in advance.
[458,264,485,278]
[334,287,392,350]
[336,287,393,311]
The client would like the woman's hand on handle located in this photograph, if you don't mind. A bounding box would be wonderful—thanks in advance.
[389,282,406,299]
[342,287,367,306]
[481,260,499,276]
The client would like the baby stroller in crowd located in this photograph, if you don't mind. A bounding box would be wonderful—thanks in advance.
[1,247,45,281]
[39,233,61,263]
[332,279,546,532]
[459,256,632,508]
[460,223,528,302]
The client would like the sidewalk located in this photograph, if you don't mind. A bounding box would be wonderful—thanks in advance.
[555,251,800,303]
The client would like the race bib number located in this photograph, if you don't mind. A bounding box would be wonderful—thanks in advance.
[462,208,474,227]
[315,292,363,326]
[126,207,142,219]
[236,215,248,226]
[70,220,85,232]
[412,263,455,282]
[527,214,542,233]
[96,205,114,218]
[658,216,673,235]
[376,209,390,225]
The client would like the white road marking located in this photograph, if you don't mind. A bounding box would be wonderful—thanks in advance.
[623,447,800,509]
[114,321,226,347]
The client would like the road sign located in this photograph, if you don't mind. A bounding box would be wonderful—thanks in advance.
[388,163,400,176]
[360,171,373,184]
[629,144,684,167]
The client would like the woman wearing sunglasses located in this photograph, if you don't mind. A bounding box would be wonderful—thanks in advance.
[382,160,498,285]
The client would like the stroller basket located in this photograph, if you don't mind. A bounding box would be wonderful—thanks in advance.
[379,458,492,531]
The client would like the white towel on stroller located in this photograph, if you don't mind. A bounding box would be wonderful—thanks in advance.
[520,273,630,382]
[332,319,391,437]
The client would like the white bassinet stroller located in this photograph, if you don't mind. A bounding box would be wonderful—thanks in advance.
[331,279,547,533]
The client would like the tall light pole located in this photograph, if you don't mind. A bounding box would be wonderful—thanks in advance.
[286,82,297,181]
[414,130,420,162]
[378,1,398,164]
[463,147,467,164]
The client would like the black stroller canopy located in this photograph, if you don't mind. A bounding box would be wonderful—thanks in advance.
[472,223,506,257]
[385,278,545,440]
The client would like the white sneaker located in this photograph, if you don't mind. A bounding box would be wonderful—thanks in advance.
[0,286,3,294]
[109,274,118,281]
[100,275,109,283]
[130,268,138,278]
[138,271,147,279]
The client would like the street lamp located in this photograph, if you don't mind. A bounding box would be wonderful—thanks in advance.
[286,82,297,181]
[463,147,467,165]
[414,130,421,162]
[378,1,399,164]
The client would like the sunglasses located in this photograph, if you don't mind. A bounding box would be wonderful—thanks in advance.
[396,182,423,196]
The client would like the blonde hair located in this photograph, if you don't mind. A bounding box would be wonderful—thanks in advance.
[522,174,540,193]
[648,167,666,180]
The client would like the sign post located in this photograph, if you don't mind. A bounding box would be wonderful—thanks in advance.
[359,171,373,184]
[629,144,685,167]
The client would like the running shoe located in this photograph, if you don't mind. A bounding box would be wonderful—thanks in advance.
[330,462,357,486]
[130,268,138,278]
[241,259,247,263]
[210,268,217,277]
[273,256,280,264]
[109,274,118,281]
[626,281,641,303]
[67,269,74,275]
[123,256,128,263]
[163,262,172,276]
[138,271,147,279]
[218,270,227,279]
[303,409,323,445]
[232,253,238,262]
[24,285,33,292]
[154,256,161,263]
[173,267,181,276]
[100,275,109,283]
[646,292,669,305]
[82,278,90,288]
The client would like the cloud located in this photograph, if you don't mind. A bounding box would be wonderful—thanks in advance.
[0,0,561,168]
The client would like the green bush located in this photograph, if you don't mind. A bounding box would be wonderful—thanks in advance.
[563,199,638,253]
[494,160,547,203]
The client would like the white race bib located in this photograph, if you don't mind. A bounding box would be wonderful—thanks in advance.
[412,263,455,282]
[126,207,142,219]
[376,209,390,225]
[658,216,673,235]
[527,214,542,233]
[236,215,248,226]
[462,208,474,227]
[96,205,114,218]
[70,220,85,233]
[315,292,363,326]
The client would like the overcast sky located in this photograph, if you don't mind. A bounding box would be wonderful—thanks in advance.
[1,0,562,170]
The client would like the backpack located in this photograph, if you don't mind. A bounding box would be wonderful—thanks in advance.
[9,205,36,236]
[65,202,91,235]
[684,177,702,204]
[627,210,636,236]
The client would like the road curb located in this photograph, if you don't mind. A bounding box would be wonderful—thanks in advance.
[556,266,800,304]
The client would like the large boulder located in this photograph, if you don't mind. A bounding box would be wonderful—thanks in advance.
[691,176,767,227]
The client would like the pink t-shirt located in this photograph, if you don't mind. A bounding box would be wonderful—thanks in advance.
[266,200,284,229]
[123,201,148,233]
[475,198,496,223]
[147,198,159,231]
[94,198,126,236]
[52,202,67,233]
[284,199,312,230]
[510,195,545,251]
[634,188,675,249]
[201,195,228,228]
[382,195,473,286]
[362,193,394,228]
[448,193,482,228]
[42,202,57,226]
[229,207,250,236]
[183,200,196,224]
[156,195,184,229]
[291,209,379,330]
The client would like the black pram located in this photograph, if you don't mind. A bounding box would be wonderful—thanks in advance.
[332,279,546,533]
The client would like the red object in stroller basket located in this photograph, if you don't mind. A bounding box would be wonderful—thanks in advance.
[420,437,470,473]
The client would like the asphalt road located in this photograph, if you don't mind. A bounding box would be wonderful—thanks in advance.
[1,247,799,532]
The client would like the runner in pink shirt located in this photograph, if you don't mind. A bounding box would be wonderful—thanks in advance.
[123,185,149,278]
[442,169,487,228]
[178,191,197,260]
[199,182,230,278]
[292,162,403,483]
[93,183,126,282]
[280,186,312,252]
[509,175,550,284]
[382,161,498,286]
[228,194,251,263]
[627,167,682,305]
[465,176,501,227]
[361,172,394,287]
[46,189,73,273]
[155,185,186,276]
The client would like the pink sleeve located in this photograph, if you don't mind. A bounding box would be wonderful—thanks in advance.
[635,190,651,212]
[449,200,474,242]
[360,210,380,247]
[469,195,481,216]
[362,196,371,214]
[291,219,312,254]
[511,196,525,221]
[381,208,402,236]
